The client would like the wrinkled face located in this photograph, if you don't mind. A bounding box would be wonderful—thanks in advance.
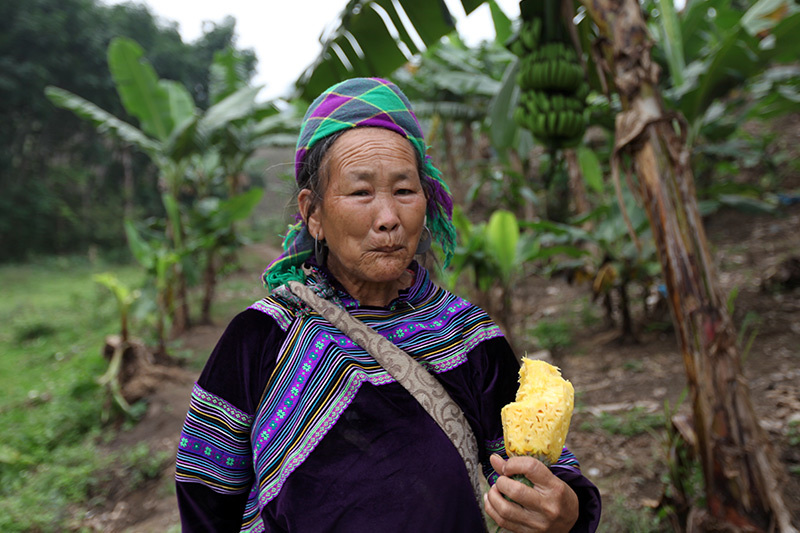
[301,128,427,289]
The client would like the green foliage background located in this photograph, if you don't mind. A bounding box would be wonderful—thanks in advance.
[0,0,257,261]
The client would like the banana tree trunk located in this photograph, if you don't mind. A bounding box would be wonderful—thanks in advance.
[564,148,590,215]
[579,0,796,531]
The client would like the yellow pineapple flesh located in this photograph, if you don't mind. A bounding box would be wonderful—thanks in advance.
[501,358,574,464]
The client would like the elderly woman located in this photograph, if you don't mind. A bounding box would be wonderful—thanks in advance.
[176,78,600,532]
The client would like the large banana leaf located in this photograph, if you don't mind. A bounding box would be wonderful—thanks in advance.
[162,80,196,127]
[199,85,263,136]
[488,58,520,151]
[654,0,685,87]
[488,0,513,44]
[214,187,265,227]
[670,4,800,125]
[252,110,302,137]
[108,37,177,142]
[124,219,156,271]
[576,146,604,194]
[44,86,160,155]
[209,48,250,105]
[295,0,493,100]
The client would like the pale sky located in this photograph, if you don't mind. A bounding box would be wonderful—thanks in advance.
[104,0,521,101]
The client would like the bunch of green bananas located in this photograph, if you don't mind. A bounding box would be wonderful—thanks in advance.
[518,44,584,93]
[515,88,588,143]
[510,34,589,149]
[508,18,541,57]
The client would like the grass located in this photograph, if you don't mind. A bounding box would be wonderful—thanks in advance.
[0,247,272,530]
[580,407,666,437]
[0,256,144,407]
[0,255,161,531]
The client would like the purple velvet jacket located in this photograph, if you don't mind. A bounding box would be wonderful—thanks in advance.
[176,266,601,532]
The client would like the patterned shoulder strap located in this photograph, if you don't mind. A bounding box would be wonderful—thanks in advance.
[286,281,484,511]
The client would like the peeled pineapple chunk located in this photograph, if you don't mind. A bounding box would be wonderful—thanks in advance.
[501,358,574,464]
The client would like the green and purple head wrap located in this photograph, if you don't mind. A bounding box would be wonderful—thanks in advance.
[262,77,457,291]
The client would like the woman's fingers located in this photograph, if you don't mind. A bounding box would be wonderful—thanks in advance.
[484,484,544,533]
[486,454,580,533]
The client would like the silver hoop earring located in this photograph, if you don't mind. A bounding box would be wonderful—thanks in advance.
[415,226,432,255]
[314,233,328,265]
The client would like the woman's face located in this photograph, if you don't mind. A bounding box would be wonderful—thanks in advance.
[301,128,427,291]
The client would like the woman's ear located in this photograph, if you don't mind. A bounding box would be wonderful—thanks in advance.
[298,189,323,240]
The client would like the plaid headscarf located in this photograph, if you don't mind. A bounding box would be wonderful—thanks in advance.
[262,77,457,291]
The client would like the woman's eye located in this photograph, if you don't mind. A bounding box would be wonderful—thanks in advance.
[352,190,369,196]
[396,189,414,195]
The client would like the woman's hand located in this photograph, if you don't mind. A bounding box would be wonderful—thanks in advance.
[484,454,579,533]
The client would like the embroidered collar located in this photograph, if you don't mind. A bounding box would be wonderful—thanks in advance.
[273,261,431,313]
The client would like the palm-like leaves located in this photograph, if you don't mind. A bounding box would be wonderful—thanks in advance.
[108,38,192,142]
[45,36,295,342]
[44,86,161,155]
[293,0,510,100]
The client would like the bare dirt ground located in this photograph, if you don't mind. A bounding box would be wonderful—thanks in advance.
[85,203,800,531]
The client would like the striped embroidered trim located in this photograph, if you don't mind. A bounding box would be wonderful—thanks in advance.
[464,322,504,353]
[555,447,581,469]
[485,436,506,454]
[176,383,254,494]
[248,296,296,331]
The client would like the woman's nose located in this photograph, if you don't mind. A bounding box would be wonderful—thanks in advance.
[374,196,400,232]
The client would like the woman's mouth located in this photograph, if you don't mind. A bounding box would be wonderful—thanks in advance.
[373,245,404,253]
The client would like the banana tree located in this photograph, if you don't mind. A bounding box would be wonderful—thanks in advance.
[46,37,269,335]
[187,48,299,323]
[46,37,196,333]
[526,190,661,342]
[578,0,798,530]
[292,0,515,100]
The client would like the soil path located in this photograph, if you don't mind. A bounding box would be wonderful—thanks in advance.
[89,207,800,531]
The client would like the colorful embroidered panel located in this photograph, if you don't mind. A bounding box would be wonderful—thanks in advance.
[555,447,581,469]
[240,269,503,531]
[176,383,254,494]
